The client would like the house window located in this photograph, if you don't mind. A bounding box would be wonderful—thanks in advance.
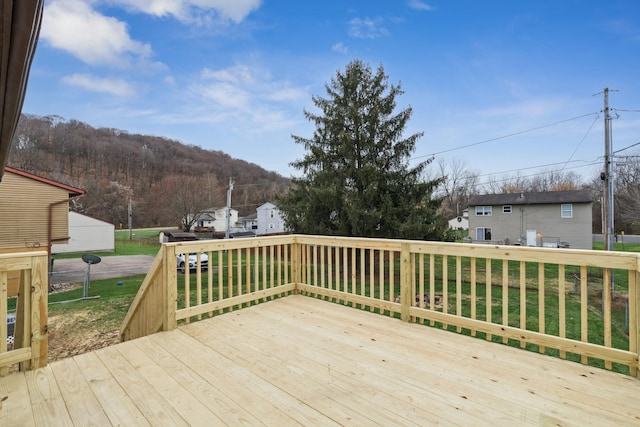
[269,223,274,229]
[475,206,492,216]
[503,205,512,214]
[270,210,275,218]
[561,204,573,218]
[476,227,492,241]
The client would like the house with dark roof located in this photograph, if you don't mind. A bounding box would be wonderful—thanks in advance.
[467,190,592,249]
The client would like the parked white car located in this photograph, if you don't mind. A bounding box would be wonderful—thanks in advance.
[176,253,209,273]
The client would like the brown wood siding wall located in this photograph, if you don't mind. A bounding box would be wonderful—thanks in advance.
[0,172,70,250]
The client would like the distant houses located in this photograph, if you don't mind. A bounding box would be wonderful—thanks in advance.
[189,202,286,237]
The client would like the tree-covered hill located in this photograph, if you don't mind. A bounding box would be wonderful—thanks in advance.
[8,114,290,228]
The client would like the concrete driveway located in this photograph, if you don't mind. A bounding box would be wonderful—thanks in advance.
[50,255,156,285]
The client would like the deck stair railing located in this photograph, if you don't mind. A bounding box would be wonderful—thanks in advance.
[120,235,639,378]
[0,250,48,373]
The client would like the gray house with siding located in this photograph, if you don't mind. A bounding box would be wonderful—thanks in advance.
[467,190,592,249]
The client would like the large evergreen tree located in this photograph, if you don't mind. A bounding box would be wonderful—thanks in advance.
[278,60,448,240]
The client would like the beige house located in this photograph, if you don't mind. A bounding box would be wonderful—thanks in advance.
[467,190,592,249]
[0,166,84,253]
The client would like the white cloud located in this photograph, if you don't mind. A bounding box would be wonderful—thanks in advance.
[41,0,151,67]
[348,17,389,39]
[201,65,255,85]
[407,0,433,11]
[62,73,137,97]
[189,63,308,132]
[332,42,348,54]
[110,0,262,24]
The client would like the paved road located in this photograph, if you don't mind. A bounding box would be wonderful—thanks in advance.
[593,234,640,243]
[50,255,156,285]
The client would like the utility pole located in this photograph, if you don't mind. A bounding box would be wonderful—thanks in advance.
[128,196,133,240]
[225,178,235,239]
[601,88,615,253]
[599,87,618,295]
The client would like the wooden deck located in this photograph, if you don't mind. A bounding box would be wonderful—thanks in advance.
[1,295,639,426]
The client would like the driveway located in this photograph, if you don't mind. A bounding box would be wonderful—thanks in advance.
[50,255,156,285]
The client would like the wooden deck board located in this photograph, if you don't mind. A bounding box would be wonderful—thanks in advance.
[0,295,639,426]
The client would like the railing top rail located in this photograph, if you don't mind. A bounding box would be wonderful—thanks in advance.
[165,235,296,252]
[164,234,640,271]
[408,241,640,270]
[0,250,48,260]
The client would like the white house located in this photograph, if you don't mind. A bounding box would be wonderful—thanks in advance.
[241,213,258,231]
[194,207,239,232]
[447,209,469,231]
[51,211,115,254]
[256,202,285,235]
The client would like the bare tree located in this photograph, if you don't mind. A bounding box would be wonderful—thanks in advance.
[434,158,480,219]
[148,174,224,231]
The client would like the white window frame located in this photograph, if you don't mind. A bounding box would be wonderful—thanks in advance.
[475,206,492,216]
[561,204,573,218]
[503,205,512,214]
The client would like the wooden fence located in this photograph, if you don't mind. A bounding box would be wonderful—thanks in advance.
[121,235,640,378]
[0,251,48,373]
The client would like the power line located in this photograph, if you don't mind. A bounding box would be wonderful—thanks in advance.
[613,108,640,113]
[559,112,600,172]
[476,158,601,179]
[481,161,601,185]
[613,141,640,154]
[411,111,600,160]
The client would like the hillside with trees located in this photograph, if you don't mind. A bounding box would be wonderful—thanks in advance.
[8,114,291,228]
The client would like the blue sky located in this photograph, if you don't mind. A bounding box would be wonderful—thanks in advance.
[23,0,640,186]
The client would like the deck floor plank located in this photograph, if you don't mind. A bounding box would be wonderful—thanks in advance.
[194,300,514,425]
[1,295,639,426]
[112,338,225,426]
[144,330,327,426]
[24,365,74,427]
[228,300,547,425]
[94,343,190,426]
[182,321,387,427]
[0,365,35,426]
[72,351,151,427]
[49,357,112,426]
[274,297,640,424]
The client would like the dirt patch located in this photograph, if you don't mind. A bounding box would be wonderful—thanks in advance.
[47,310,121,362]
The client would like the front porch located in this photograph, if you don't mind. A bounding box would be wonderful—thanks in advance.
[3,295,639,425]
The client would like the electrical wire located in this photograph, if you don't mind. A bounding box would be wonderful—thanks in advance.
[559,112,599,172]
[411,111,600,160]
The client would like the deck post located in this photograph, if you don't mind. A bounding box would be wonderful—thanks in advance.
[163,245,177,331]
[400,243,412,322]
[633,266,640,379]
[31,254,48,369]
[292,239,300,294]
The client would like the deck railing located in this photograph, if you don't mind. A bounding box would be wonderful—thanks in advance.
[121,235,640,378]
[0,251,49,373]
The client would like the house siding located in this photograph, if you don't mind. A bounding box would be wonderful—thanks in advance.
[469,202,592,249]
[0,171,71,250]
